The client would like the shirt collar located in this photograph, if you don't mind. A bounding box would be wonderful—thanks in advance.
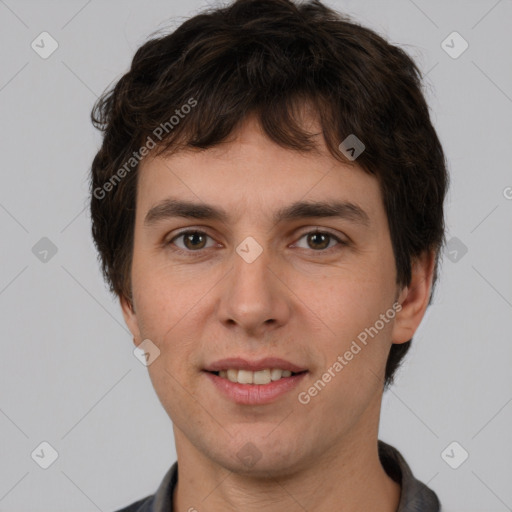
[378,440,441,511]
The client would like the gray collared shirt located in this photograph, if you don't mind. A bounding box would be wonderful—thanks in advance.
[114,440,441,511]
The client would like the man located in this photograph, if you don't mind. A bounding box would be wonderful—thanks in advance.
[90,0,448,510]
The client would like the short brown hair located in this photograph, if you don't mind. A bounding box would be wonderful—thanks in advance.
[90,0,448,387]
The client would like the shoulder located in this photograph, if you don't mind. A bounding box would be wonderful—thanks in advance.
[378,440,441,511]
[112,461,178,512]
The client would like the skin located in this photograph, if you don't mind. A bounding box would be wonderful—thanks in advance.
[121,113,435,512]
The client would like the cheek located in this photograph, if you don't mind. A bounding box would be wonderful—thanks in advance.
[312,269,393,334]
[300,267,397,390]
[131,255,216,360]
[131,254,200,334]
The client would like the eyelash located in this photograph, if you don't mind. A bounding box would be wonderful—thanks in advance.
[165,228,348,256]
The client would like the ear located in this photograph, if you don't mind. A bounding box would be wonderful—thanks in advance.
[120,294,142,347]
[391,250,436,344]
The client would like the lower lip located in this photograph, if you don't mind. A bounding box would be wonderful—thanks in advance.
[204,371,308,405]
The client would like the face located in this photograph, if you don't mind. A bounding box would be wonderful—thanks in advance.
[121,115,429,477]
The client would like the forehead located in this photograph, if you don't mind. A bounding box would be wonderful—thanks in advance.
[136,117,384,227]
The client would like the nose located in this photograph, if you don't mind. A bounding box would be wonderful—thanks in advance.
[217,239,291,338]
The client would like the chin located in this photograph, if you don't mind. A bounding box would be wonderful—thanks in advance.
[221,453,306,480]
[209,435,308,478]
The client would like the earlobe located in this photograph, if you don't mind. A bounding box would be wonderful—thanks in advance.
[120,294,141,346]
[391,250,436,345]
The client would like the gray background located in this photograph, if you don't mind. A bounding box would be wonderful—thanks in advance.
[1,0,511,510]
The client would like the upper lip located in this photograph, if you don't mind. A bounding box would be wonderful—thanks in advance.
[204,357,308,373]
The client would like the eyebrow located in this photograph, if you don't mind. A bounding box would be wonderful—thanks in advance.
[144,198,370,228]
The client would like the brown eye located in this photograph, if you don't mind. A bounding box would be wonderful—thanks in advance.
[294,230,346,252]
[183,231,207,250]
[307,232,330,250]
[169,230,214,252]
[166,228,346,256]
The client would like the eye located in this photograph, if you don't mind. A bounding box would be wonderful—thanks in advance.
[166,228,347,255]
[167,230,217,252]
[293,229,346,252]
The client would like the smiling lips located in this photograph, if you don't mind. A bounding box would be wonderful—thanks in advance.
[218,368,294,385]
[204,357,307,378]
[205,356,307,371]
[203,357,308,404]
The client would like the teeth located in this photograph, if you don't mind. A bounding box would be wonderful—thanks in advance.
[270,368,283,381]
[237,370,253,384]
[253,369,271,385]
[217,368,296,384]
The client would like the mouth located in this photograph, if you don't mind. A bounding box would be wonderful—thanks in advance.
[203,357,308,383]
[203,357,309,405]
[206,368,307,385]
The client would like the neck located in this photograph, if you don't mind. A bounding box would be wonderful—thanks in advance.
[172,417,400,512]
